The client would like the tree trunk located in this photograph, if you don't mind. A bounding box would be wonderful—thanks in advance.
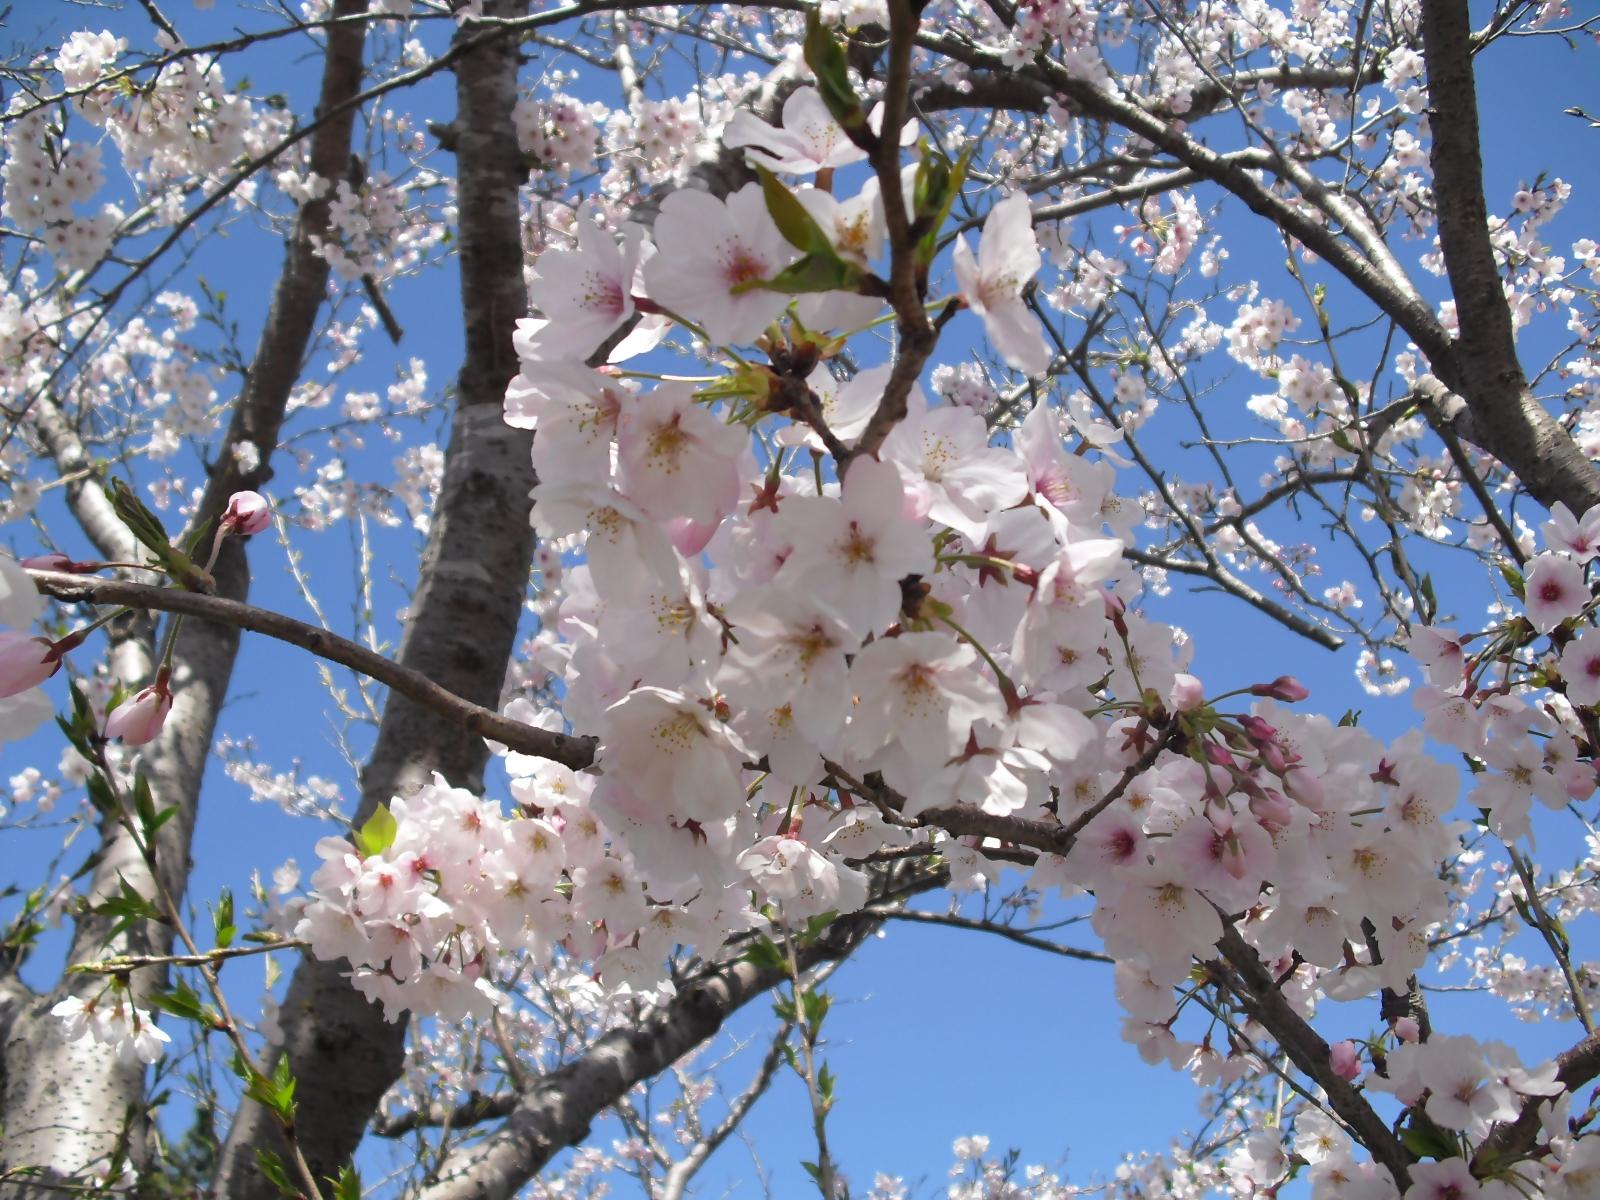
[209,5,537,1195]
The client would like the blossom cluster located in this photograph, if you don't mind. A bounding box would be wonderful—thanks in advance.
[291,89,1509,1094]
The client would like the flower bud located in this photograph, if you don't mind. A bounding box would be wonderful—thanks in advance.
[20,553,94,573]
[1329,1040,1362,1081]
[1250,675,1309,702]
[0,631,67,696]
[105,675,173,746]
[221,491,271,536]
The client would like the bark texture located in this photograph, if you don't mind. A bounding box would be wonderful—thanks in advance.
[1417,0,1600,515]
[0,6,370,1194]
[209,6,537,1195]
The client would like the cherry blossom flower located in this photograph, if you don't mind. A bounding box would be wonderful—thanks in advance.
[881,400,1028,542]
[641,183,795,345]
[1542,501,1600,563]
[772,457,933,639]
[1407,626,1467,687]
[523,218,650,360]
[953,191,1052,376]
[1559,628,1600,706]
[1404,1159,1480,1200]
[845,631,1005,803]
[736,833,868,919]
[722,86,869,175]
[1523,552,1589,633]
[1,554,43,629]
[503,359,627,486]
[616,383,746,526]
[0,632,62,697]
[599,686,750,824]
[1329,1040,1362,1081]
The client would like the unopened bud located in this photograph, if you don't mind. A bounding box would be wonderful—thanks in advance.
[104,672,173,746]
[1250,675,1309,702]
[221,491,272,536]
[21,553,97,573]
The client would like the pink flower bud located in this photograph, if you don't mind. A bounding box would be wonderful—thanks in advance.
[104,677,173,746]
[1203,742,1238,770]
[0,631,66,697]
[221,491,271,536]
[20,553,93,573]
[1392,1017,1420,1044]
[1329,1040,1362,1081]
[1168,673,1205,713]
[1238,714,1278,743]
[1250,675,1310,702]
[1249,788,1293,830]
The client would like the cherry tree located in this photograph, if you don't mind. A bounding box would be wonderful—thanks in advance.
[2,1,1599,1198]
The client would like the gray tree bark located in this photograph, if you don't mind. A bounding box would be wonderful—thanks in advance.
[209,4,539,1195]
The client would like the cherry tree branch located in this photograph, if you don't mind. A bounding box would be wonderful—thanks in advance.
[405,865,938,1200]
[1418,0,1600,515]
[27,571,597,770]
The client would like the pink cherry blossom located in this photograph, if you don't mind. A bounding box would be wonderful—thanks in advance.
[0,632,61,697]
[1329,1040,1362,1081]
[0,554,45,628]
[1560,628,1600,706]
[523,218,649,360]
[616,383,747,527]
[772,457,933,639]
[1523,552,1589,633]
[722,86,868,175]
[599,686,750,824]
[641,183,795,345]
[1541,501,1600,563]
[953,191,1052,376]
[880,400,1028,542]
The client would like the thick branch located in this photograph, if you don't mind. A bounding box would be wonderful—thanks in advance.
[1418,0,1600,515]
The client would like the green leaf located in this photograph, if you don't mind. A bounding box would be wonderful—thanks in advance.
[1499,561,1526,601]
[353,803,398,858]
[86,773,118,818]
[800,988,832,1031]
[1398,1109,1455,1162]
[212,888,236,950]
[912,143,973,267]
[740,936,788,972]
[756,165,835,256]
[800,911,838,944]
[91,875,166,937]
[245,1054,298,1121]
[329,1164,362,1200]
[1419,574,1437,622]
[803,12,866,133]
[741,253,862,296]
[104,477,209,589]
[254,1148,297,1198]
[147,981,208,1024]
